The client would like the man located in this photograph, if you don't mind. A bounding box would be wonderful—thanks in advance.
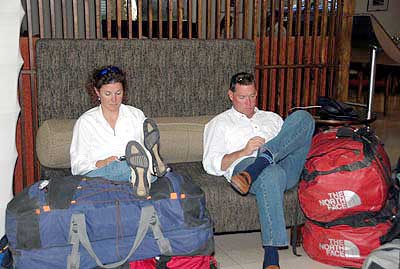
[203,72,314,269]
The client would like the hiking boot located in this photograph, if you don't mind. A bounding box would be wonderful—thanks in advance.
[230,171,252,195]
[143,118,168,177]
[125,141,151,197]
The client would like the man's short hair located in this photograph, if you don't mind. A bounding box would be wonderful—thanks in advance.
[229,72,255,92]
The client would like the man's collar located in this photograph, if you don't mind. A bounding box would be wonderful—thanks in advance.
[231,106,259,119]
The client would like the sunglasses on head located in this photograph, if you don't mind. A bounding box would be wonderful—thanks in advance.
[97,66,122,78]
[234,73,253,83]
[230,73,254,89]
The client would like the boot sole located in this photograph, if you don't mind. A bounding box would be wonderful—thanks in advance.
[125,141,151,197]
[144,118,167,177]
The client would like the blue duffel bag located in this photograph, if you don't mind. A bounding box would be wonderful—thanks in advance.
[6,171,214,269]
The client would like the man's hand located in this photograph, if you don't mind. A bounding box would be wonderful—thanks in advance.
[242,136,265,155]
[95,156,118,168]
[221,136,265,171]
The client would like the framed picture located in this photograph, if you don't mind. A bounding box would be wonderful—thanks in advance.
[367,0,389,11]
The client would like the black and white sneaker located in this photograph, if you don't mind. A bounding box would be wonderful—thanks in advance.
[125,140,151,197]
[143,118,168,177]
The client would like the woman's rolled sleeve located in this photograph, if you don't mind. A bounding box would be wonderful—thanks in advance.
[70,118,97,175]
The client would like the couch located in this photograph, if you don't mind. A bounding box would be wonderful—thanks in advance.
[35,39,304,234]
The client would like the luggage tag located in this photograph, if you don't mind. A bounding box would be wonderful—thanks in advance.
[39,180,50,193]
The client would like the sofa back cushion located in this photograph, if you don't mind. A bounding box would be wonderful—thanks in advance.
[36,39,255,123]
[36,116,214,169]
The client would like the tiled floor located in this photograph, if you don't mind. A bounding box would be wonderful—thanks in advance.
[214,108,400,269]
[214,231,342,269]
[371,112,400,166]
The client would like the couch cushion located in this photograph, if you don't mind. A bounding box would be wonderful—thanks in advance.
[36,116,214,169]
[169,162,305,233]
[36,119,306,233]
[156,116,214,163]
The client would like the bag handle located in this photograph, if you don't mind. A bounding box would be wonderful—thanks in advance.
[67,205,172,269]
[302,127,383,182]
[164,171,183,196]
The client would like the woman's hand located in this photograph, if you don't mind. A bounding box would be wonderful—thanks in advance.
[95,156,118,168]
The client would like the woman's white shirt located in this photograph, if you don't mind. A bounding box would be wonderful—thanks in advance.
[70,104,146,175]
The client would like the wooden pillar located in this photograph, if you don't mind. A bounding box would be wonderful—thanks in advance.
[335,0,355,101]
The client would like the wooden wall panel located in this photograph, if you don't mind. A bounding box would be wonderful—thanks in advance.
[15,0,348,193]
[16,37,39,194]
[256,37,331,114]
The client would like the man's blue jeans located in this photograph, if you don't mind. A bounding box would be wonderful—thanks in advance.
[233,110,315,247]
[85,160,158,183]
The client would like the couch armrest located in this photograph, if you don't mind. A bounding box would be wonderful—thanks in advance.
[36,116,214,169]
[36,119,76,168]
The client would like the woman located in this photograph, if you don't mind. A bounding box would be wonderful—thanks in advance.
[70,65,167,197]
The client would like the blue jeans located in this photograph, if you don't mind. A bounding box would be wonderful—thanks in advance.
[85,160,132,181]
[85,160,157,183]
[233,110,315,247]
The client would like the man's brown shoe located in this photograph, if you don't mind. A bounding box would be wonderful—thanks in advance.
[230,171,252,195]
[265,266,280,269]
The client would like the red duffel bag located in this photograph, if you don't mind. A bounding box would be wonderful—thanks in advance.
[129,255,218,269]
[302,220,392,268]
[298,127,391,223]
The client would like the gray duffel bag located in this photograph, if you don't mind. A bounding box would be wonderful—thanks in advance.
[362,239,400,269]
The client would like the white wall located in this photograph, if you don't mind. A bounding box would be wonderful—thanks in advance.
[0,1,24,235]
[356,0,400,39]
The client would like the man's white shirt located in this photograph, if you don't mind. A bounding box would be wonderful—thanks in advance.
[203,107,283,181]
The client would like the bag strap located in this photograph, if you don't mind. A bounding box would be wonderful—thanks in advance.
[309,211,386,229]
[67,205,172,269]
[381,219,400,244]
[309,183,400,243]
[290,199,302,257]
[164,172,183,195]
[302,159,372,181]
[379,185,400,244]
[302,128,387,182]
[155,256,171,269]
